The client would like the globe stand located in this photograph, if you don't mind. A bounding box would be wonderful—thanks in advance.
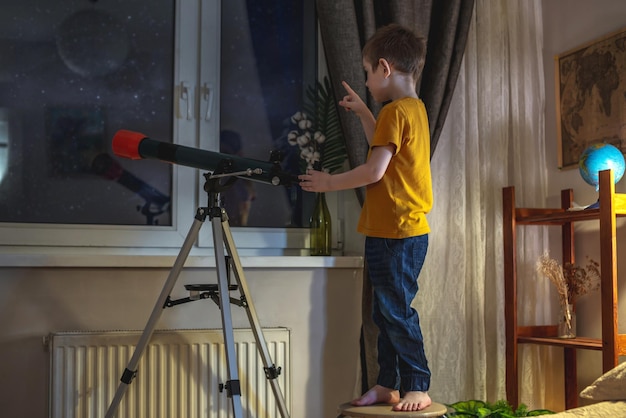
[585,200,600,210]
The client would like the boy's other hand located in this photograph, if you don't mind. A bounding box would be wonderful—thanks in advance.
[298,169,331,193]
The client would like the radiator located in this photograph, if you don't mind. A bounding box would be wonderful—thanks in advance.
[48,328,290,418]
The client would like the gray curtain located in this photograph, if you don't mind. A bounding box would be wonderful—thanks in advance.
[316,0,474,392]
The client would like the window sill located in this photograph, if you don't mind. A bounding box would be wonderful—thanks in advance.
[0,247,364,269]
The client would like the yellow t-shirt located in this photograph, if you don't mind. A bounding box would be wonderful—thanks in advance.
[357,97,433,238]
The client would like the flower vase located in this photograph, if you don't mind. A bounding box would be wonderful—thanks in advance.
[310,192,331,256]
[558,304,576,338]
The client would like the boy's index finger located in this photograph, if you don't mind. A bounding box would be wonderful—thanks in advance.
[342,80,355,94]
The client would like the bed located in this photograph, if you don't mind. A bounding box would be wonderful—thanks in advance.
[550,400,626,417]
[550,361,626,417]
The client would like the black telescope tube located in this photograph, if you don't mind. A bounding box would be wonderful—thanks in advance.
[112,130,297,186]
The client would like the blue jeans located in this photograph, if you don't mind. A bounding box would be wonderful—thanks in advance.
[365,234,430,393]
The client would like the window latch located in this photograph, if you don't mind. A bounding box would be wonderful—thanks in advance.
[202,83,214,121]
[177,81,192,120]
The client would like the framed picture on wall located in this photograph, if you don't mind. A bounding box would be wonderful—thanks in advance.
[555,26,626,169]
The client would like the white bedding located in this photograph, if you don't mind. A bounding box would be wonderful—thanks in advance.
[549,401,626,417]
[539,362,626,417]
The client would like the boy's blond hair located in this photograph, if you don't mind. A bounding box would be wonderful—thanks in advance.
[362,23,426,85]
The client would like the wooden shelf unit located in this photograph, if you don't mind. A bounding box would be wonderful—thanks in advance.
[503,169,626,410]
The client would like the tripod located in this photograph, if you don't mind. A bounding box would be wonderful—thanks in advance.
[105,170,291,418]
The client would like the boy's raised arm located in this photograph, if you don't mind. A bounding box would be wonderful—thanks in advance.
[338,81,376,144]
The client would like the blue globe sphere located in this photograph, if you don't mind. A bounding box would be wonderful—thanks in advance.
[578,143,625,191]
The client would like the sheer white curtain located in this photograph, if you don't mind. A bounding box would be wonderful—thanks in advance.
[417,0,561,410]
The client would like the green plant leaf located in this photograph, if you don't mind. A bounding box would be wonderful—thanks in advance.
[448,400,487,415]
[303,76,347,174]
[476,406,494,417]
[448,400,554,417]
[527,410,555,416]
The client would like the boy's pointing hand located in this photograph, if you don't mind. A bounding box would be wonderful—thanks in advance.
[339,81,366,114]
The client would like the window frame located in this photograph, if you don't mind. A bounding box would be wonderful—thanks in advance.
[0,0,344,256]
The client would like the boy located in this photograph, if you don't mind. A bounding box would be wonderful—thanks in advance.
[298,23,433,412]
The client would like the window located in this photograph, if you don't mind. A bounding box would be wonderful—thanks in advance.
[5,5,174,225]
[217,0,317,229]
[0,0,340,255]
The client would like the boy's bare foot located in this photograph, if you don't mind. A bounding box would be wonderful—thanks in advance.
[392,391,432,411]
[351,385,401,406]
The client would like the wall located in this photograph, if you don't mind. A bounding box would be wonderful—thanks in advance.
[542,0,626,407]
[0,259,363,418]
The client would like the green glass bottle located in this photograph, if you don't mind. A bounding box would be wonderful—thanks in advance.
[310,192,331,256]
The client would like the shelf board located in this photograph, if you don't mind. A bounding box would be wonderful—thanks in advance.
[517,336,603,350]
[515,192,626,224]
[516,207,598,224]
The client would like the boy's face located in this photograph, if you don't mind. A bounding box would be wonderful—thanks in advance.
[363,58,390,103]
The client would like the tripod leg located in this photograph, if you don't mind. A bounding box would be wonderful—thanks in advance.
[211,215,245,418]
[105,213,205,418]
[221,218,291,418]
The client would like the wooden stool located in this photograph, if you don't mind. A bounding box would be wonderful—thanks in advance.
[337,402,449,418]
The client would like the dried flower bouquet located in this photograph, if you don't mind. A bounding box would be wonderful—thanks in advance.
[536,252,600,333]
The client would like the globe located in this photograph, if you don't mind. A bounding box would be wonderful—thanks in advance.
[578,143,625,191]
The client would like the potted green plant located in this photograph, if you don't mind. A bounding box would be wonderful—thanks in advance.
[447,399,554,417]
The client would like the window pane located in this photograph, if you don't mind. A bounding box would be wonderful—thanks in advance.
[0,1,175,226]
[220,0,316,228]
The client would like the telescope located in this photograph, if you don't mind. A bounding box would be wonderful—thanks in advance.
[106,130,293,418]
[112,130,298,186]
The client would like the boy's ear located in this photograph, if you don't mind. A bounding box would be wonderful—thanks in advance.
[379,58,392,78]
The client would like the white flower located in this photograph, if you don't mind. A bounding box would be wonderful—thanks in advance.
[313,131,325,144]
[287,130,298,145]
[300,147,313,161]
[296,133,310,147]
[287,107,339,173]
[290,111,304,124]
[298,118,312,130]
